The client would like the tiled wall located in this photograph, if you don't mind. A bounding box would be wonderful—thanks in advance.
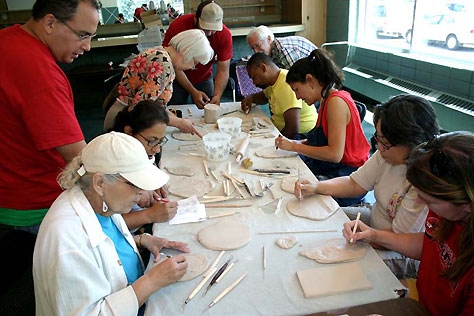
[326,0,474,101]
[351,47,474,101]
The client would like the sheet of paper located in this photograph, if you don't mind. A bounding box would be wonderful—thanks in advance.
[169,195,206,225]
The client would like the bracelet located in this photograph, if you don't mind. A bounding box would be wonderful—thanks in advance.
[137,233,151,249]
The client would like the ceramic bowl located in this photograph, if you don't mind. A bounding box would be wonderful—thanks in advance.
[217,117,242,138]
[202,132,231,162]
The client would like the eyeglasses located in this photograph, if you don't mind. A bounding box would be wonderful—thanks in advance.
[110,174,141,191]
[373,132,394,151]
[58,19,96,41]
[250,41,263,51]
[137,132,168,147]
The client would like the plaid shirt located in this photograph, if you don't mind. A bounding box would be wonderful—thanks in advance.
[271,36,317,69]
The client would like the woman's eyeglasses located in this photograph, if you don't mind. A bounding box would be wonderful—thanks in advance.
[373,132,393,151]
[137,132,168,147]
[110,175,141,191]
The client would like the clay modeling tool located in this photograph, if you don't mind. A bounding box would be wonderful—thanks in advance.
[204,251,225,278]
[350,212,361,243]
[203,160,210,177]
[258,229,338,234]
[253,169,291,174]
[215,261,236,284]
[262,246,266,278]
[297,168,302,204]
[184,267,216,305]
[208,273,247,308]
[204,255,233,295]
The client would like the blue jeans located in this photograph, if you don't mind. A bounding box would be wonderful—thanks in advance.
[168,77,214,105]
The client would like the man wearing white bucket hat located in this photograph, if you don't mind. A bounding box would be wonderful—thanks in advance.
[33,132,189,315]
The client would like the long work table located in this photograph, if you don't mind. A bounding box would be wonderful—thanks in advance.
[145,102,405,316]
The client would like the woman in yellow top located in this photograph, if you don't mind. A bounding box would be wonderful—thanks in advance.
[241,52,317,139]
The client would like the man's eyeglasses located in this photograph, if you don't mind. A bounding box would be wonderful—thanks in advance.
[110,175,141,191]
[373,132,393,151]
[137,132,168,147]
[58,19,96,41]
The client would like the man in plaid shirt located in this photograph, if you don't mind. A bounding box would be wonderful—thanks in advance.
[247,25,317,69]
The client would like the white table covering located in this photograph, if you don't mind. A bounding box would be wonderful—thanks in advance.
[145,103,403,316]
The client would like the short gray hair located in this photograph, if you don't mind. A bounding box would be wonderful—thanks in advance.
[168,29,214,65]
[57,155,117,191]
[247,25,274,42]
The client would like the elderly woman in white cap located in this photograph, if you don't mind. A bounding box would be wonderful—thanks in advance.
[33,132,189,315]
[103,28,214,134]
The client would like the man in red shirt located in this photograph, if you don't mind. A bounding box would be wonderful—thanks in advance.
[163,0,233,108]
[0,0,99,311]
[134,3,148,22]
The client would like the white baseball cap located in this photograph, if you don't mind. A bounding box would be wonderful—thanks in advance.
[80,132,169,191]
[199,1,223,31]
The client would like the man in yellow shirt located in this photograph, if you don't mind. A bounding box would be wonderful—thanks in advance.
[241,53,317,139]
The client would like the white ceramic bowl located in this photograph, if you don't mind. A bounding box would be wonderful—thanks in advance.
[202,132,232,162]
[217,117,242,138]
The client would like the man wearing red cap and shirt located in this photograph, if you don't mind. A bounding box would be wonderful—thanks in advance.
[163,0,232,109]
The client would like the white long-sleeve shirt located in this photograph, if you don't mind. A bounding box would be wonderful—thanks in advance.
[33,186,144,316]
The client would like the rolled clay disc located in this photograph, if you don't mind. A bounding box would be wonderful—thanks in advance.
[280,176,299,193]
[164,166,195,177]
[255,148,298,159]
[299,238,368,264]
[172,126,207,141]
[286,195,339,221]
[198,220,251,250]
[167,177,214,198]
[178,253,209,281]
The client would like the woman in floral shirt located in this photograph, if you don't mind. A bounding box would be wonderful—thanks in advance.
[104,29,214,134]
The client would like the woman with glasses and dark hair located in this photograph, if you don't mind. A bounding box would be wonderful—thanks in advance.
[110,100,177,232]
[344,131,474,316]
[295,94,440,278]
[276,49,370,206]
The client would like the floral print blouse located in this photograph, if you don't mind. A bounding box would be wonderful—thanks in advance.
[118,47,175,108]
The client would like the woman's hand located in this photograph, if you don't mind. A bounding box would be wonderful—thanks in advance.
[147,200,178,223]
[177,118,202,137]
[157,186,168,199]
[342,219,374,244]
[141,235,190,263]
[146,254,188,288]
[275,135,296,152]
[138,190,160,208]
[294,178,316,199]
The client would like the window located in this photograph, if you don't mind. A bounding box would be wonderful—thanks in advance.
[352,0,474,70]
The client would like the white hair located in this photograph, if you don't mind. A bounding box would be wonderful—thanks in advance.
[168,29,214,65]
[247,25,274,42]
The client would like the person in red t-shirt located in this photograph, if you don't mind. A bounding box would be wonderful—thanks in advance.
[0,0,99,229]
[134,3,148,22]
[162,0,232,108]
[0,0,100,312]
[344,131,474,316]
